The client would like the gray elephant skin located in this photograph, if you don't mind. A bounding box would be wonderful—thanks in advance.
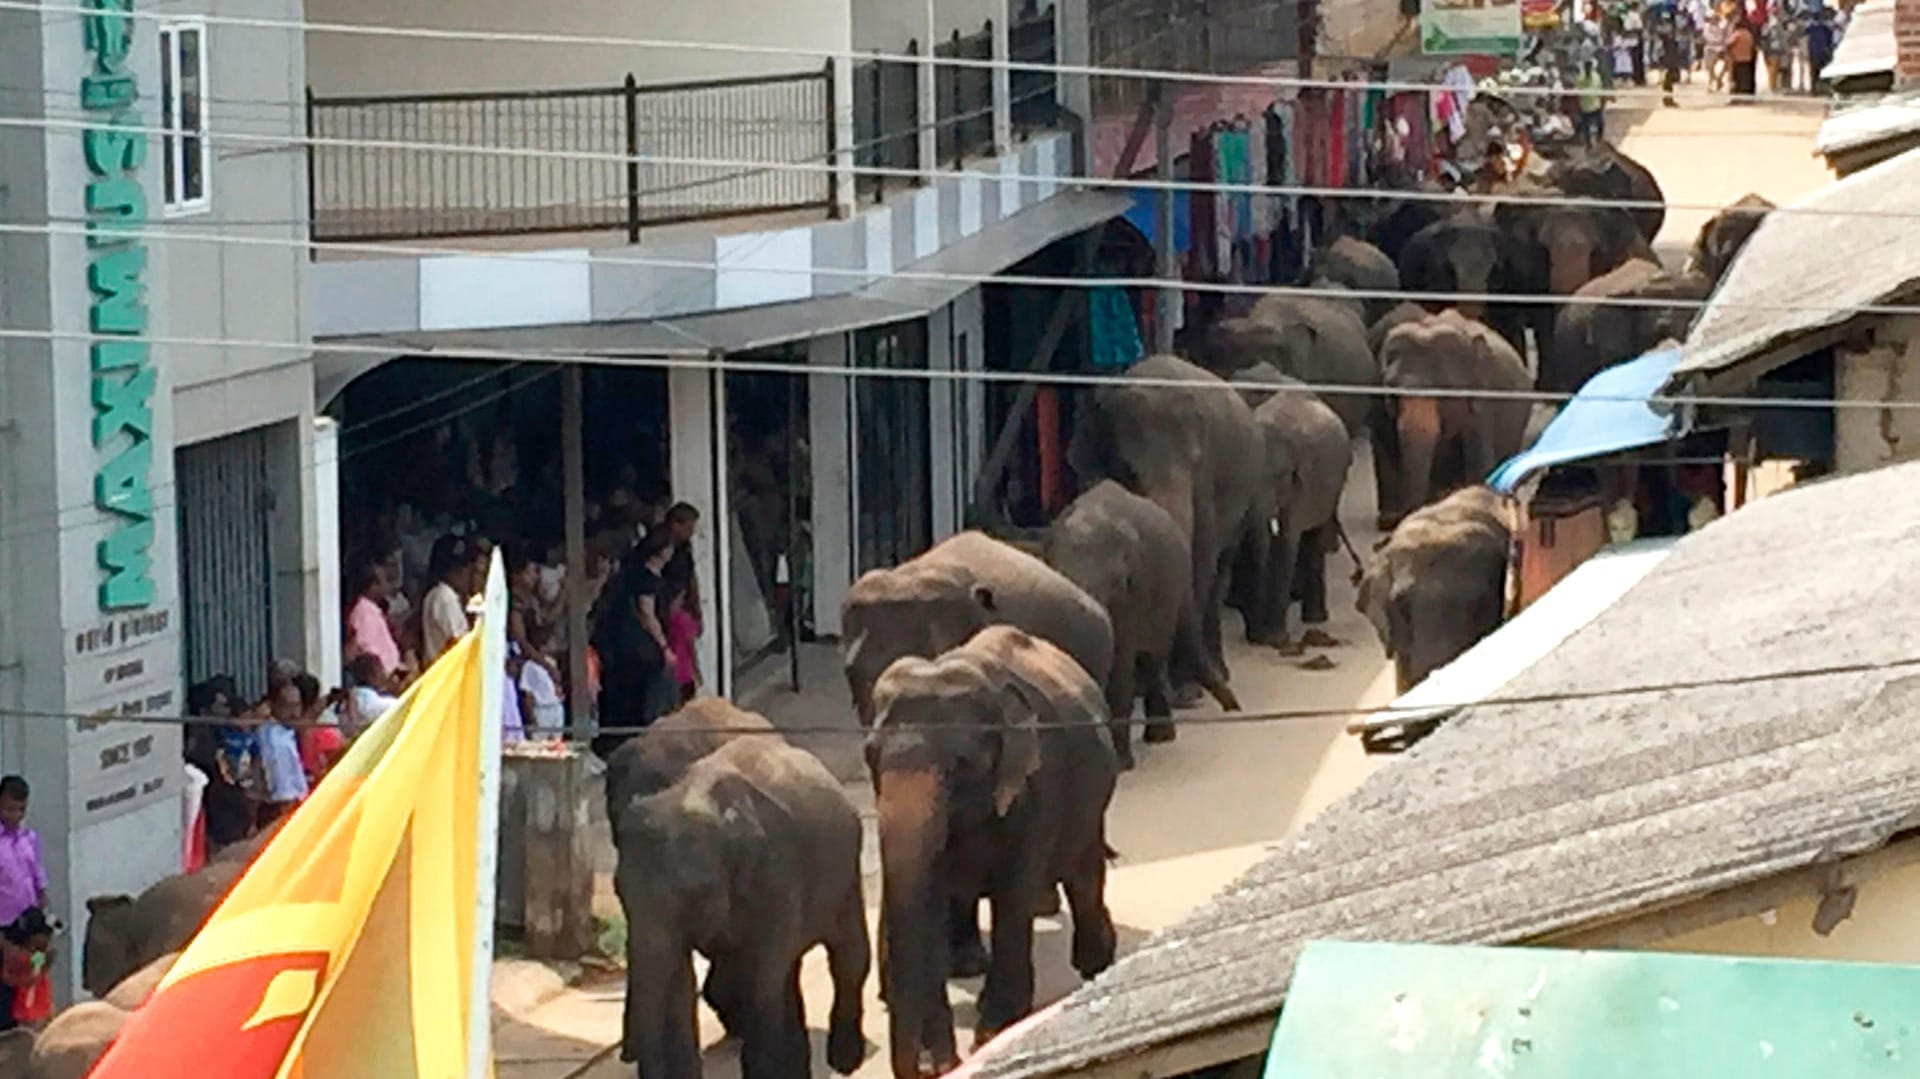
[1358,486,1512,693]
[1378,311,1533,522]
[1044,481,1241,759]
[1546,258,1706,394]
[867,625,1118,1079]
[1068,354,1266,687]
[81,826,274,995]
[26,1001,128,1079]
[615,737,869,1079]
[1236,377,1353,648]
[1312,235,1402,325]
[1688,193,1774,284]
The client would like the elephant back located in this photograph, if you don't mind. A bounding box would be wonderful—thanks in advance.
[1255,387,1354,532]
[1047,481,1193,642]
[918,531,1116,688]
[604,698,780,828]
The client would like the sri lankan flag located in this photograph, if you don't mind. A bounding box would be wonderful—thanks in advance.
[91,558,507,1079]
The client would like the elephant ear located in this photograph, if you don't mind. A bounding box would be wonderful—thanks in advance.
[990,675,1047,817]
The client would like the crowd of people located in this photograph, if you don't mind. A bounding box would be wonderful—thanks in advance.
[1567,0,1843,106]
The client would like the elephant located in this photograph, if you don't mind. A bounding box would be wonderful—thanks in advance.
[1549,145,1667,245]
[1358,486,1510,693]
[615,737,868,1079]
[1378,310,1534,522]
[81,834,268,996]
[1369,301,1430,358]
[867,625,1118,1079]
[1067,354,1267,692]
[1313,236,1401,325]
[1044,480,1242,760]
[1354,178,1456,265]
[603,696,780,825]
[1546,258,1708,394]
[0,1029,30,1075]
[1688,193,1774,285]
[101,950,178,1011]
[1396,213,1531,353]
[27,1001,128,1079]
[839,531,1112,977]
[1230,360,1291,409]
[1240,294,1380,441]
[1237,378,1354,650]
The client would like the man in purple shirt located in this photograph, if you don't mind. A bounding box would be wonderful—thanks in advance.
[0,775,49,930]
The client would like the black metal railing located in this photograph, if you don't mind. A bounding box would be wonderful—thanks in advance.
[852,43,923,203]
[308,66,835,242]
[1010,5,1061,134]
[935,21,996,167]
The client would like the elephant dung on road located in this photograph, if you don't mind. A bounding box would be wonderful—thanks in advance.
[868,625,1118,1079]
[1547,258,1707,394]
[1358,486,1511,693]
[615,737,869,1079]
[1378,310,1534,522]
[1237,377,1354,651]
[1045,480,1241,759]
[1068,354,1266,690]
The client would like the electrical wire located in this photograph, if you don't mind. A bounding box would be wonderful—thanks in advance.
[2,111,1875,227]
[0,214,1904,320]
[10,652,1916,732]
[0,0,1841,108]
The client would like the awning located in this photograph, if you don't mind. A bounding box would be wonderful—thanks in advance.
[1121,188,1191,254]
[316,188,1130,406]
[1486,347,1687,495]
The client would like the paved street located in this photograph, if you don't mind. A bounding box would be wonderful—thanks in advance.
[489,86,1842,1079]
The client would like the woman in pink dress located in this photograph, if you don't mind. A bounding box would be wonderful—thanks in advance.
[343,559,404,679]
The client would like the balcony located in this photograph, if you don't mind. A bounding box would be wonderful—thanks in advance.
[307,9,1061,246]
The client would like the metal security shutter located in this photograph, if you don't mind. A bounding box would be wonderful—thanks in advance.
[176,428,276,701]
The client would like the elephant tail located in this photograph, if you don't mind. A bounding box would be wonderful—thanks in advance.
[1105,842,1121,863]
[1334,520,1367,585]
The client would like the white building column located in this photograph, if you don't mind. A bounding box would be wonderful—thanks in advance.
[1055,0,1091,149]
[312,417,342,687]
[668,364,731,697]
[833,58,859,218]
[992,14,1013,152]
[919,0,940,172]
[808,334,855,637]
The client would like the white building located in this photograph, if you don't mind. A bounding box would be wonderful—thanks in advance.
[1,0,325,998]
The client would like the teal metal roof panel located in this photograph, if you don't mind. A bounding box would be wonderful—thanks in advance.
[1267,941,1920,1079]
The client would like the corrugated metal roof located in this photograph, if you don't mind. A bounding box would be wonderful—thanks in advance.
[1815,90,1920,158]
[1266,941,1920,1077]
[1670,148,1920,390]
[1824,0,1895,82]
[971,457,1920,1079]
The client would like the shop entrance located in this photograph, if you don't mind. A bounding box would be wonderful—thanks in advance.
[854,320,932,572]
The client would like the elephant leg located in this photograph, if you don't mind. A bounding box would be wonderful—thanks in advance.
[1370,410,1403,530]
[974,878,1039,1044]
[1062,840,1118,980]
[1253,526,1302,652]
[1298,526,1332,627]
[824,883,870,1075]
[739,961,809,1079]
[1141,652,1176,743]
[948,895,988,979]
[702,955,747,1039]
[1192,507,1226,673]
[1105,628,1139,771]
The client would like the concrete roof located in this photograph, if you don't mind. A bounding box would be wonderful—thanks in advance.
[1824,0,1895,83]
[1815,90,1920,158]
[1671,147,1920,390]
[972,458,1920,1079]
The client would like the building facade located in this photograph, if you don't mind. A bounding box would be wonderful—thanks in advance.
[0,0,323,999]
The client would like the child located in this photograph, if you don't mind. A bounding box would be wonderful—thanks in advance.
[342,653,402,738]
[518,622,566,740]
[293,672,346,786]
[254,680,311,827]
[1,907,54,1031]
[0,776,49,956]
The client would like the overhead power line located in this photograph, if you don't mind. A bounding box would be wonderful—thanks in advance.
[0,0,1838,109]
[6,652,1915,733]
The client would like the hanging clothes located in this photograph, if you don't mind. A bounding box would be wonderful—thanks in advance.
[1247,115,1272,239]
[1212,126,1236,276]
[1327,91,1348,192]
[1188,129,1217,280]
[1089,286,1144,371]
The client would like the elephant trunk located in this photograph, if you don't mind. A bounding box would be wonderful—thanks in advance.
[1173,598,1239,711]
[876,768,955,1079]
[1396,396,1442,516]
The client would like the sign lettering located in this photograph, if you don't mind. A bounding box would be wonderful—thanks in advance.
[81,0,155,612]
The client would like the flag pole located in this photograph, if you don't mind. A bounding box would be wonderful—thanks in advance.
[468,550,507,1078]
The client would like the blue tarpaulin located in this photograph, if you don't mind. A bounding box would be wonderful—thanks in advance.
[1122,188,1191,255]
[1487,347,1689,494]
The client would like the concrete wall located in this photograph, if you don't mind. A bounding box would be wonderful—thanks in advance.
[1650,858,1920,965]
[1834,322,1920,475]
[307,0,854,93]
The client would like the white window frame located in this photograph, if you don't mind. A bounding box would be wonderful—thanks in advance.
[159,18,211,217]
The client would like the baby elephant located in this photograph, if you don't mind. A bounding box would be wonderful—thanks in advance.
[868,625,1120,1079]
[615,737,869,1079]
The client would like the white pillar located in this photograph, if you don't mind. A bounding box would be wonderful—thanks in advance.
[668,365,730,697]
[808,335,854,637]
[313,417,342,687]
[920,0,940,173]
[833,53,858,218]
[993,14,1013,152]
[1056,0,1092,147]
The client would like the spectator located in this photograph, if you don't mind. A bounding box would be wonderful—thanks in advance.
[1701,5,1731,91]
[1728,17,1758,97]
[293,672,346,785]
[342,653,402,737]
[659,503,704,703]
[0,907,54,1032]
[343,557,408,682]
[255,679,310,826]
[189,677,258,850]
[590,529,679,759]
[421,534,478,660]
[1576,60,1607,145]
[0,777,49,935]
[1805,4,1836,88]
[519,621,566,740]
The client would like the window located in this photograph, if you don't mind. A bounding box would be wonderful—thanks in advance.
[159,20,209,214]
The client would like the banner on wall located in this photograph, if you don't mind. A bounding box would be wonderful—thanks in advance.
[1420,0,1524,54]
